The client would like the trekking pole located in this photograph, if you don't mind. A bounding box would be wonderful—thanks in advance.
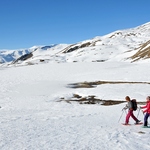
[118,109,125,123]
[137,107,140,118]
[125,109,127,115]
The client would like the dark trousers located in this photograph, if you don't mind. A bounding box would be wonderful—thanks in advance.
[144,113,150,126]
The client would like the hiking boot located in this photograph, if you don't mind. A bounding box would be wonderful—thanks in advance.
[142,126,150,128]
[135,120,141,124]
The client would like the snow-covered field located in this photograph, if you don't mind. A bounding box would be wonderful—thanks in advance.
[0,61,150,150]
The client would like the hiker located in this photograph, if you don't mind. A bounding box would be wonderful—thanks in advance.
[123,96,140,125]
[140,96,150,127]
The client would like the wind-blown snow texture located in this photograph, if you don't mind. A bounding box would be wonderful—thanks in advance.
[0,62,150,150]
[0,22,150,150]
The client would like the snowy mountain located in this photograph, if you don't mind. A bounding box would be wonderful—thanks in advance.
[0,49,32,64]
[0,22,150,66]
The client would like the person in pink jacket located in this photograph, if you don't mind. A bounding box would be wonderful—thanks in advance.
[140,96,150,127]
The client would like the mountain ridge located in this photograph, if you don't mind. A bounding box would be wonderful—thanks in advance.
[0,22,150,66]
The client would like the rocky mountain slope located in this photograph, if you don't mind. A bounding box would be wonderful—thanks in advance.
[0,22,150,66]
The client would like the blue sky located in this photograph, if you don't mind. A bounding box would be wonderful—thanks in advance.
[0,0,150,49]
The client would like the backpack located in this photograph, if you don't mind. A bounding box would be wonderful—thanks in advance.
[131,99,137,111]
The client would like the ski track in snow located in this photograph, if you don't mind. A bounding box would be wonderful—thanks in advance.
[0,62,150,150]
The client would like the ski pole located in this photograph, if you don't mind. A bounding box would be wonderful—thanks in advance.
[118,109,124,123]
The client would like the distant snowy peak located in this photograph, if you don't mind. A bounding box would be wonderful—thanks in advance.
[0,49,32,64]
[0,44,69,64]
